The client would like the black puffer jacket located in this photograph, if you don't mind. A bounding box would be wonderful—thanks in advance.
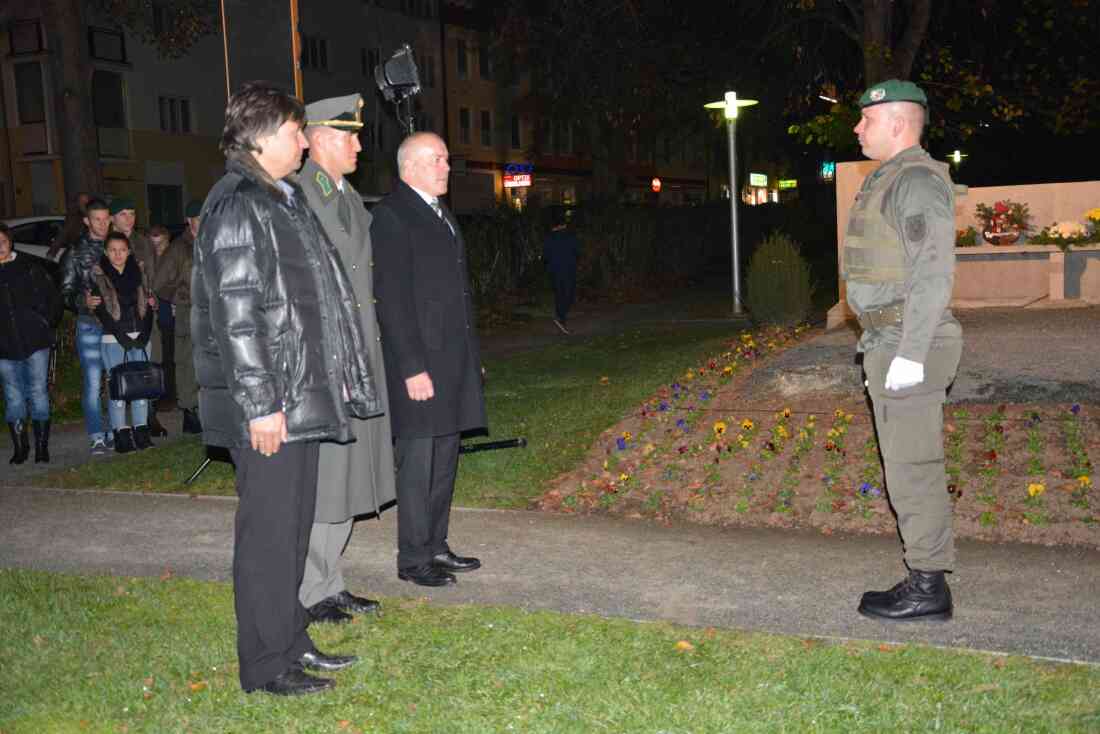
[0,254,62,360]
[59,232,105,315]
[191,155,380,448]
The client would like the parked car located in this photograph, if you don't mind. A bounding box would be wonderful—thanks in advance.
[3,216,66,261]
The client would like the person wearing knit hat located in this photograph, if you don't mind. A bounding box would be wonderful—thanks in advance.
[295,92,396,623]
[844,79,964,623]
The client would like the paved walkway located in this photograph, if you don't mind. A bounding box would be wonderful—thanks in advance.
[3,303,1100,664]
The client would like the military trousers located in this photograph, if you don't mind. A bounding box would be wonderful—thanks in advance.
[863,338,963,572]
[174,305,198,411]
[299,518,353,608]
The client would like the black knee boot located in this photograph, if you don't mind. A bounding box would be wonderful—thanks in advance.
[32,420,50,463]
[8,420,30,464]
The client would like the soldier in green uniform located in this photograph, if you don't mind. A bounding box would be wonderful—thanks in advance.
[296,93,396,624]
[843,80,963,622]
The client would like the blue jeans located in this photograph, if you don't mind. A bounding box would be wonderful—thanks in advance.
[76,317,106,439]
[101,340,150,430]
[0,348,51,423]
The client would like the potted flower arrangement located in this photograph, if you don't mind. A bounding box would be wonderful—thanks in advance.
[975,200,1031,245]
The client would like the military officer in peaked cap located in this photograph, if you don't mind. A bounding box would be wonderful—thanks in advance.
[297,93,396,624]
[843,79,964,622]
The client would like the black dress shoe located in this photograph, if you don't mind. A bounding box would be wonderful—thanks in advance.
[257,668,334,696]
[333,589,381,615]
[398,565,457,587]
[432,550,481,573]
[299,649,359,672]
[307,598,353,624]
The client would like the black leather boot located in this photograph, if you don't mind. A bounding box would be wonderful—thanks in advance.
[148,410,169,438]
[858,569,953,622]
[182,408,203,434]
[8,420,30,464]
[32,420,50,463]
[133,424,154,450]
[114,427,136,454]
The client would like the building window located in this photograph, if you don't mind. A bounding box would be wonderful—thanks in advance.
[459,107,471,144]
[93,69,129,157]
[478,44,492,80]
[89,27,127,63]
[510,114,521,149]
[480,110,491,146]
[158,96,191,134]
[301,35,329,71]
[9,20,44,55]
[14,63,46,124]
[456,39,468,80]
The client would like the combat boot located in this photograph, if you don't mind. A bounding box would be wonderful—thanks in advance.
[182,408,203,435]
[114,427,136,454]
[858,569,952,622]
[8,420,30,464]
[32,420,50,463]
[133,424,155,450]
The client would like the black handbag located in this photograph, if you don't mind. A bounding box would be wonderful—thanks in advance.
[108,348,166,402]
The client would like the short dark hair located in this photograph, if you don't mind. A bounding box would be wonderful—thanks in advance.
[85,198,110,215]
[148,224,170,238]
[221,81,305,157]
[104,231,130,250]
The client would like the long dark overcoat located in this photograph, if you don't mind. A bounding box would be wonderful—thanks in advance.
[370,180,487,439]
[298,159,396,521]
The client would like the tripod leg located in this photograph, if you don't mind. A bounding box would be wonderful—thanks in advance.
[184,457,212,485]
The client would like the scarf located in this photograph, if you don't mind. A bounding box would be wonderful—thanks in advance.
[101,254,142,307]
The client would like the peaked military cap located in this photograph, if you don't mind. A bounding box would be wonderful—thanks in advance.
[109,197,135,215]
[858,79,928,109]
[305,93,365,130]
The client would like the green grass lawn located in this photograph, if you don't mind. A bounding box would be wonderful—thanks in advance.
[2,569,1096,733]
[33,320,743,508]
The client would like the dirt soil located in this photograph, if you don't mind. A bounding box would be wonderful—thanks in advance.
[536,325,1100,549]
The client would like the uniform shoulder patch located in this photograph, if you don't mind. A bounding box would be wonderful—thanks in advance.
[314,170,334,198]
[905,213,927,243]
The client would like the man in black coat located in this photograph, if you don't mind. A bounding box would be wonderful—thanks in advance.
[193,82,379,696]
[372,132,488,587]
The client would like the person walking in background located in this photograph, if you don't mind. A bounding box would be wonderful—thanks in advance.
[173,200,202,434]
[0,223,63,463]
[193,81,379,696]
[91,232,156,454]
[59,197,113,454]
[297,93,395,624]
[842,80,963,623]
[372,132,488,588]
[542,206,580,334]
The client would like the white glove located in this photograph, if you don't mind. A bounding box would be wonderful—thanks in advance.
[884,356,924,391]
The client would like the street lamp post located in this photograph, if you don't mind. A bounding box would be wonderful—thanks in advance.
[705,91,758,316]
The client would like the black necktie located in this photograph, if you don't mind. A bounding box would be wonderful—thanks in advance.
[337,191,352,234]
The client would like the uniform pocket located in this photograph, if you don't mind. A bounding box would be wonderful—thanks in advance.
[876,393,945,464]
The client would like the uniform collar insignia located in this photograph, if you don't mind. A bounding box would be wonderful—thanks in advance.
[315,169,334,199]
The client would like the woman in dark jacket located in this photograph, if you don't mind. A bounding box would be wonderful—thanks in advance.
[0,223,62,463]
[91,231,156,453]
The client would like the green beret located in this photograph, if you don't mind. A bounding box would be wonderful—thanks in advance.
[858,79,928,109]
[305,93,365,130]
[185,199,203,219]
[109,197,135,215]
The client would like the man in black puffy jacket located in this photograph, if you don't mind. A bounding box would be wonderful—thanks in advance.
[191,82,380,697]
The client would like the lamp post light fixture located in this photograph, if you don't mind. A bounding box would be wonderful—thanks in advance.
[705,91,758,316]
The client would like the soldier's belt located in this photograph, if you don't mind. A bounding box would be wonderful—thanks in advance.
[857,302,904,330]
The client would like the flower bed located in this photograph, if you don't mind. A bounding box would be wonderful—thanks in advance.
[536,330,1099,549]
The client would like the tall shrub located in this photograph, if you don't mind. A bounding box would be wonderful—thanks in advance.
[745,230,814,325]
